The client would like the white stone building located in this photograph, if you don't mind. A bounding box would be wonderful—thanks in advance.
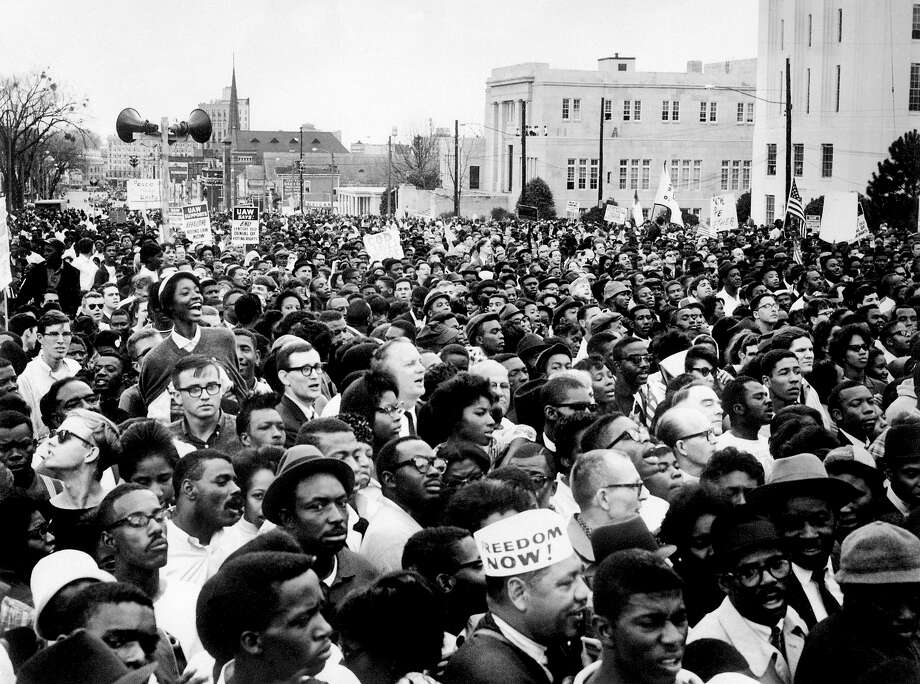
[483,56,757,221]
[752,0,920,224]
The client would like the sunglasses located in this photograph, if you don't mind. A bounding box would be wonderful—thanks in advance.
[54,429,93,448]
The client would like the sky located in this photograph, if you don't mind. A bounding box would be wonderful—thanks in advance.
[2,0,758,146]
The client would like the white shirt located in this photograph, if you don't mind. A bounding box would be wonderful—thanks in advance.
[162,519,233,588]
[359,496,422,573]
[399,405,419,437]
[170,326,202,352]
[491,614,551,682]
[550,476,579,519]
[72,254,97,291]
[791,560,842,623]
[154,576,203,662]
[285,392,317,422]
[17,355,81,437]
[716,427,774,478]
[717,287,741,317]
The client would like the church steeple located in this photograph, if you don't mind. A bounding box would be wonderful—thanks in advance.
[229,54,240,135]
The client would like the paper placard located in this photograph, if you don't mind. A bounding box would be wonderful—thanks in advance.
[710,193,738,232]
[231,206,260,246]
[604,205,628,225]
[819,192,858,244]
[181,202,210,246]
[362,230,404,263]
[126,179,161,210]
[805,215,821,235]
[565,200,580,219]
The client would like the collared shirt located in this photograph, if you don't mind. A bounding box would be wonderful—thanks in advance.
[717,287,741,317]
[887,486,912,517]
[162,519,232,588]
[285,392,317,422]
[168,411,240,456]
[17,355,81,437]
[171,326,202,352]
[491,614,551,683]
[542,432,556,453]
[791,560,842,623]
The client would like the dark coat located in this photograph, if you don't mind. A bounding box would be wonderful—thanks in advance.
[443,613,550,684]
[794,609,920,684]
[783,570,840,630]
[327,548,380,618]
[15,261,81,314]
[276,394,311,447]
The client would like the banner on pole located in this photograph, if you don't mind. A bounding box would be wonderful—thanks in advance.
[230,206,260,246]
[709,193,738,232]
[362,230,404,263]
[652,163,683,226]
[126,179,161,210]
[181,202,210,246]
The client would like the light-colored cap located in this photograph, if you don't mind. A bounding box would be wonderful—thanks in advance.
[474,509,574,577]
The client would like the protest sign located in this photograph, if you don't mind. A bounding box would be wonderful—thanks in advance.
[474,509,574,577]
[126,179,161,210]
[710,193,738,232]
[604,205,628,225]
[181,202,210,246]
[230,206,260,246]
[362,230,404,263]
[565,200,580,219]
[819,192,858,244]
[805,215,821,235]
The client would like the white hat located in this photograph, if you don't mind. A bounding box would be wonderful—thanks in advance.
[30,550,115,638]
[474,509,574,577]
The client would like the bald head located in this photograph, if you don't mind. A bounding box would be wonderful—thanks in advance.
[655,407,714,476]
[571,449,640,511]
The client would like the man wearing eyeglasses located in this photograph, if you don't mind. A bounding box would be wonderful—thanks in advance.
[275,341,325,447]
[751,293,780,337]
[611,337,661,430]
[656,407,717,484]
[361,436,444,572]
[689,510,808,684]
[168,355,241,456]
[97,483,203,663]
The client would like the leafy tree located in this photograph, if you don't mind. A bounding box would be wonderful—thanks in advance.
[516,177,556,219]
[378,186,397,216]
[804,195,824,216]
[736,191,751,224]
[491,206,511,221]
[0,70,89,210]
[582,199,617,226]
[866,130,920,228]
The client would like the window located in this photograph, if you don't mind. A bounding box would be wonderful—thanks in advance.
[671,160,679,186]
[567,159,576,190]
[737,102,744,122]
[835,65,841,112]
[911,64,920,111]
[623,100,632,120]
[702,102,709,123]
[673,100,680,121]
[641,159,651,189]
[633,101,641,121]
[590,159,599,190]
[662,100,670,121]
[808,13,813,45]
[822,144,834,177]
[604,99,612,120]
[747,102,754,122]
[618,63,627,71]
[838,8,843,42]
[629,159,639,189]
[793,144,804,176]
[721,160,730,190]
[562,98,570,120]
[806,68,811,114]
[742,160,751,189]
[709,102,717,122]
[578,159,587,189]
[767,143,777,175]
[681,160,691,189]
[914,5,920,39]
[573,99,582,121]
[765,195,776,225]
[693,160,701,190]
[619,159,628,189]
[469,165,480,190]
[731,160,740,190]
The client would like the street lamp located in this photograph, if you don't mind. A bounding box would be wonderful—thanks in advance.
[42,153,54,199]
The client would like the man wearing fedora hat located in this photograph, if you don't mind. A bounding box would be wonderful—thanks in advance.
[748,453,860,629]
[16,629,157,684]
[261,445,379,615]
[794,522,920,682]
[689,510,808,684]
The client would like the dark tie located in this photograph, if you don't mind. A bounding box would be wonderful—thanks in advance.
[813,568,841,616]
[406,409,416,435]
[770,625,787,661]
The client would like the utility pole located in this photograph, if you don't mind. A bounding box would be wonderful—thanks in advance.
[159,117,170,240]
[520,101,527,202]
[785,56,792,209]
[298,125,304,211]
[453,119,460,217]
[598,97,605,206]
[387,134,392,217]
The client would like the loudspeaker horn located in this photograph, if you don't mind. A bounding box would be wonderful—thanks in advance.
[115,108,158,143]
[170,109,212,144]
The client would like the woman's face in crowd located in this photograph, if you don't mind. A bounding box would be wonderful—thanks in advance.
[128,455,176,507]
[280,296,302,317]
[244,468,276,528]
[589,364,617,405]
[171,278,203,324]
[373,390,403,445]
[455,396,496,446]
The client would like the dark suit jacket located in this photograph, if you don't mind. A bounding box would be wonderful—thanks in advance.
[276,394,311,447]
[784,568,840,630]
[443,613,550,684]
[327,548,381,617]
[15,261,81,314]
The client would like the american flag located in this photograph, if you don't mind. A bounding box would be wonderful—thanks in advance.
[785,178,806,237]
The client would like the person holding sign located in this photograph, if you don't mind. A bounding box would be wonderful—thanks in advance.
[443,509,589,684]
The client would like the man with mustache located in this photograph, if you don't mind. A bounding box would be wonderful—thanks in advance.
[163,449,242,589]
[749,453,860,630]
[262,445,379,617]
[97,483,203,662]
[689,510,807,684]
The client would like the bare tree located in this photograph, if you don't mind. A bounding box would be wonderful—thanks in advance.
[392,128,440,190]
[444,133,479,211]
[0,70,89,210]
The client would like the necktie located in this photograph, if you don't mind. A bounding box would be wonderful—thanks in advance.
[813,568,841,616]
[770,625,786,660]
[406,409,416,435]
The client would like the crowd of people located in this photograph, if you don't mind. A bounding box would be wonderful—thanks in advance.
[0,201,917,683]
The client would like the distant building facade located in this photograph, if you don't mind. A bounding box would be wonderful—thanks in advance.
[752,0,920,224]
[483,56,757,221]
